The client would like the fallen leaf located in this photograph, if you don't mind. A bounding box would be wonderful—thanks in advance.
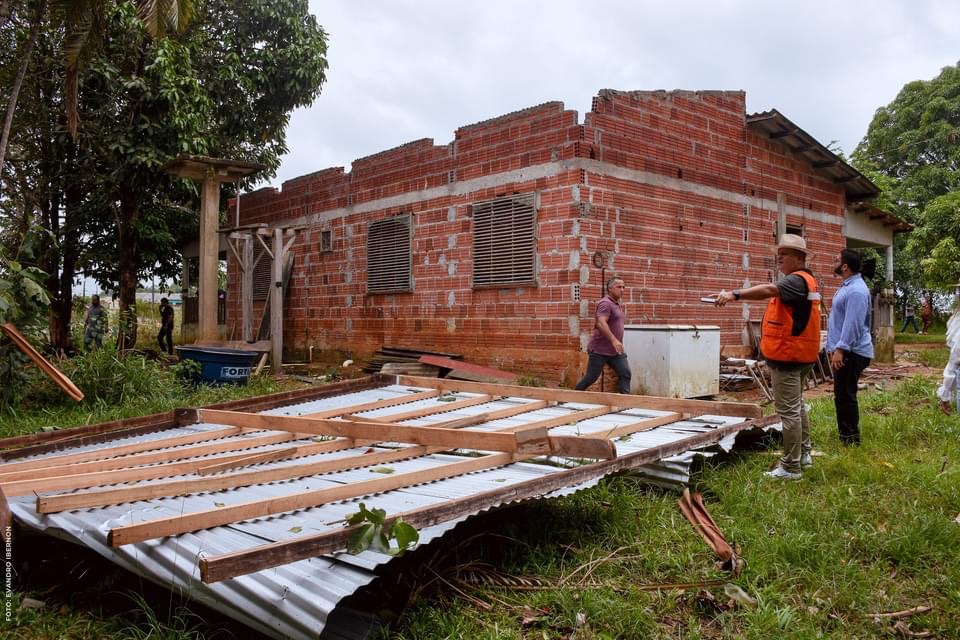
[363,448,376,454]
[370,467,395,474]
[520,605,548,627]
[19,597,45,610]
[724,583,756,606]
[575,611,588,627]
[214,501,225,507]
[289,526,302,533]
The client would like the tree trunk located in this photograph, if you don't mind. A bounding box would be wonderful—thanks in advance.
[117,188,140,349]
[0,0,46,179]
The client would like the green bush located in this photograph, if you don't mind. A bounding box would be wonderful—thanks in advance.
[33,343,183,407]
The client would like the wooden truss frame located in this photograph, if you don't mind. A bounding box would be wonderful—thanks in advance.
[0,375,762,584]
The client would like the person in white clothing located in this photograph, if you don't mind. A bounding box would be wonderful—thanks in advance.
[937,285,960,415]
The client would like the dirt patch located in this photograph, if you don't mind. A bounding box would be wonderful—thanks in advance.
[715,353,941,405]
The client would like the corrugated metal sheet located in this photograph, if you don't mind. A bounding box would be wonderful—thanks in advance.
[6,384,761,640]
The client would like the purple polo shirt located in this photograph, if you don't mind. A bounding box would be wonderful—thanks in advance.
[587,296,625,356]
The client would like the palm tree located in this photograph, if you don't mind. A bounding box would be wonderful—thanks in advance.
[0,0,193,177]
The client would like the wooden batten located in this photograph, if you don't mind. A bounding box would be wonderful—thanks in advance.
[397,376,762,418]
[198,416,755,583]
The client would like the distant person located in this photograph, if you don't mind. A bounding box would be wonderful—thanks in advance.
[827,249,874,446]
[901,303,919,333]
[83,294,108,350]
[575,277,631,394]
[158,297,174,355]
[712,234,821,480]
[920,296,933,335]
[937,289,960,415]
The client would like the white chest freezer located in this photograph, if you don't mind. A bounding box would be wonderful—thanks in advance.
[622,324,720,398]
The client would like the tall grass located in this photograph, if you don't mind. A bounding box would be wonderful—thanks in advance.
[4,372,959,639]
[384,372,960,639]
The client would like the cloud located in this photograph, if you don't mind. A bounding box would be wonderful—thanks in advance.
[263,0,959,187]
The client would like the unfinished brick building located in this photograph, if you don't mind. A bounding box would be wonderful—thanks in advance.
[225,89,899,385]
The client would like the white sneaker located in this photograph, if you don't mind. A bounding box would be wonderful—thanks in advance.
[800,452,813,469]
[764,466,802,480]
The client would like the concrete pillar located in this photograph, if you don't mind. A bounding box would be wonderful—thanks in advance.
[198,178,220,343]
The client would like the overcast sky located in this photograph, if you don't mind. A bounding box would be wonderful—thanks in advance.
[262,0,958,189]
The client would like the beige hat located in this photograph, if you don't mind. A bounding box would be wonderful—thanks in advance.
[776,233,808,255]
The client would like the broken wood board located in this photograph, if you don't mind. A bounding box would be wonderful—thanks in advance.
[418,354,518,383]
[1,322,83,401]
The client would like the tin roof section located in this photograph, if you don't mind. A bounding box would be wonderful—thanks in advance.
[746,109,880,202]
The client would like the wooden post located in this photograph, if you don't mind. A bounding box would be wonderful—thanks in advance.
[198,177,220,343]
[242,234,254,342]
[270,228,283,368]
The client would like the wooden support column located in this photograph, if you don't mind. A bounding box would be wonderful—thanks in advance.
[198,177,220,343]
[242,234,254,342]
[270,227,284,366]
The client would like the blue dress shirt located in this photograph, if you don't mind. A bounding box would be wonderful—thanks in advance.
[827,273,874,358]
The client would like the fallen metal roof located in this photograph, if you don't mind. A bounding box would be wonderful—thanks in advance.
[4,378,764,640]
[746,109,880,202]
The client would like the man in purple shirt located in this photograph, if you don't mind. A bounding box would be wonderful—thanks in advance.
[575,277,631,394]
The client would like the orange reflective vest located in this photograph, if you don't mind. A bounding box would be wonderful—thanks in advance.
[760,270,821,364]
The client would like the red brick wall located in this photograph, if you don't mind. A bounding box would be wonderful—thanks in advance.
[227,91,851,386]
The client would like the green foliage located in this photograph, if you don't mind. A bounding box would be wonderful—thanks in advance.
[171,356,201,381]
[0,239,52,408]
[1,0,329,348]
[853,62,960,293]
[39,342,181,406]
[515,374,545,387]
[345,502,420,556]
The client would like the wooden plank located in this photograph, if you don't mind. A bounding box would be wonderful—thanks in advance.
[418,354,517,383]
[342,393,493,423]
[196,447,304,475]
[3,439,348,497]
[37,401,553,514]
[241,235,254,342]
[198,416,756,583]
[199,409,549,455]
[109,452,522,546]
[0,376,382,459]
[3,387,441,480]
[0,426,248,475]
[397,376,762,418]
[0,430,296,483]
[1,323,84,401]
[107,403,637,546]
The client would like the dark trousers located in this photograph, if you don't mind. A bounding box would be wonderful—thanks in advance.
[575,352,631,394]
[157,323,174,355]
[901,316,919,333]
[833,352,871,444]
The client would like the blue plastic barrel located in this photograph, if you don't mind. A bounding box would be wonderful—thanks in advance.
[175,346,260,385]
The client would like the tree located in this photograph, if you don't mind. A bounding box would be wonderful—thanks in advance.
[852,62,960,293]
[0,0,194,178]
[1,0,328,349]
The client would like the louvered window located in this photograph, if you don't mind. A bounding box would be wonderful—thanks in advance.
[252,241,272,301]
[367,215,412,294]
[472,193,536,287]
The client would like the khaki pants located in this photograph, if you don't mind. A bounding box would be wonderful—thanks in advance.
[769,364,813,473]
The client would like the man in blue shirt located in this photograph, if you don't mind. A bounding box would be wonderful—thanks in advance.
[826,249,874,445]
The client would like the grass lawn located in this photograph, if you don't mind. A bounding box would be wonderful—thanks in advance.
[3,361,959,639]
